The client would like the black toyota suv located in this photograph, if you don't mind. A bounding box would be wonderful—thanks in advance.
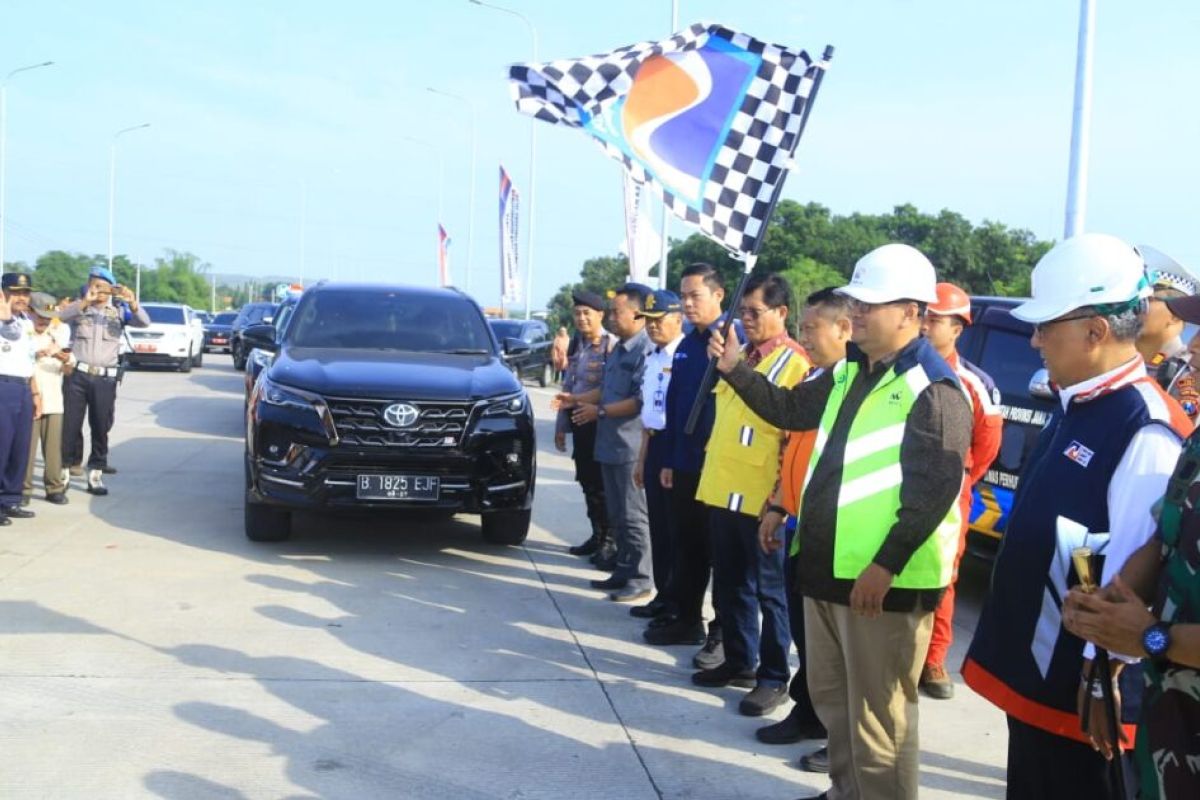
[243,283,536,545]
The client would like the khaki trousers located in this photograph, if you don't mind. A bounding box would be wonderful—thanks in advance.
[805,597,934,800]
[24,413,65,497]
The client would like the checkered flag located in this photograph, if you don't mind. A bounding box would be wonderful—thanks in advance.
[509,23,830,257]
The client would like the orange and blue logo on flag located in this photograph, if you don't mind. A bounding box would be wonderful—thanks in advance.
[580,37,759,209]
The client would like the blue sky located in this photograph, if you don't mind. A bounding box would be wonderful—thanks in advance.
[2,1,1197,308]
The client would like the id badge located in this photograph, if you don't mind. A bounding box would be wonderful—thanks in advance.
[653,389,665,413]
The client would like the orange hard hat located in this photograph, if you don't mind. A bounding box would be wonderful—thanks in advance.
[929,282,972,324]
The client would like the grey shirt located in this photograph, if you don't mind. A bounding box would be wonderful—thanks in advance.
[58,300,150,368]
[594,327,650,465]
[556,332,615,436]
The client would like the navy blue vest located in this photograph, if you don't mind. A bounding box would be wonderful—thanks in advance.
[965,381,1177,737]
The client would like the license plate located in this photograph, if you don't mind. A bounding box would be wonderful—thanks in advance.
[356,474,439,501]
[134,344,157,353]
[212,337,227,344]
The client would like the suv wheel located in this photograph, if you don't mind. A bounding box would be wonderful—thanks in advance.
[539,362,552,388]
[193,348,204,368]
[178,348,193,373]
[245,499,292,541]
[232,342,246,370]
[481,508,531,545]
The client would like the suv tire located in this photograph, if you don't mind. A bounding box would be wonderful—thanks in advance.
[481,508,531,545]
[232,342,246,371]
[245,499,292,541]
[539,362,552,388]
[178,348,193,373]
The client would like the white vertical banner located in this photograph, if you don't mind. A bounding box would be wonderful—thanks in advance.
[622,173,661,285]
[500,165,522,305]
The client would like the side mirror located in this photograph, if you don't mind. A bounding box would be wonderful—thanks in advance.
[1028,367,1054,401]
[504,337,531,357]
[262,315,274,325]
[242,322,278,353]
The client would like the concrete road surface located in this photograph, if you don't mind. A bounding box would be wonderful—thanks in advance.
[0,361,1008,799]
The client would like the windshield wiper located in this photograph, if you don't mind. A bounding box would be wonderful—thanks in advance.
[443,348,490,355]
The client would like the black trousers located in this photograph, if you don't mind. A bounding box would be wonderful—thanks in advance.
[570,421,607,534]
[669,469,721,633]
[784,524,820,722]
[62,370,117,471]
[644,434,674,603]
[1006,715,1131,800]
[0,380,33,507]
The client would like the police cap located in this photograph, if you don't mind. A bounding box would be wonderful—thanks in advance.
[638,289,682,318]
[30,292,57,319]
[1,272,34,292]
[89,265,117,285]
[571,289,606,311]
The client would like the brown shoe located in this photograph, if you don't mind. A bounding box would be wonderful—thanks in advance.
[919,662,954,700]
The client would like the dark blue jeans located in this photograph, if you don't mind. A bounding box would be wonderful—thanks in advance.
[0,379,34,507]
[644,433,674,603]
[710,506,790,685]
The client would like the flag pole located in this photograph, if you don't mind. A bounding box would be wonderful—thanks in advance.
[684,44,835,435]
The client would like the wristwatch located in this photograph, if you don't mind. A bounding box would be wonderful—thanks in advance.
[597,405,607,420]
[1143,622,1172,659]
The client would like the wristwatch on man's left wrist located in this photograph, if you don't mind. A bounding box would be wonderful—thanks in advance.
[1143,622,1172,659]
[597,404,608,420]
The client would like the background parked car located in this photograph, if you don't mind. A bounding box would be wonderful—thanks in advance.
[242,293,301,404]
[126,302,207,372]
[488,318,553,387]
[956,296,1055,558]
[231,301,278,370]
[204,311,238,353]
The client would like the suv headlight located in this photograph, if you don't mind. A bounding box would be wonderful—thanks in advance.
[481,391,528,417]
[248,348,274,371]
[256,377,339,445]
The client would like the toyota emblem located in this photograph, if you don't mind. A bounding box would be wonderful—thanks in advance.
[382,403,420,428]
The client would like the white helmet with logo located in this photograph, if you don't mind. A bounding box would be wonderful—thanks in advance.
[835,243,938,305]
[1011,233,1150,324]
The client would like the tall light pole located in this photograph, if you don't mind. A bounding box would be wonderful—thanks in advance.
[427,87,478,295]
[400,135,446,285]
[657,2,678,289]
[109,122,150,297]
[468,0,538,318]
[0,60,54,276]
[1064,0,1095,239]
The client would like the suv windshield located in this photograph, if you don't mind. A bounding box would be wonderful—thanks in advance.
[489,320,523,340]
[287,290,493,353]
[145,305,185,324]
[214,312,237,324]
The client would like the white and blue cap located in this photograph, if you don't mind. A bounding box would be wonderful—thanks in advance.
[1139,244,1199,297]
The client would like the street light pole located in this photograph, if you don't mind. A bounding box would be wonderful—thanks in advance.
[400,135,446,285]
[468,0,538,318]
[1064,0,1095,239]
[0,60,54,277]
[109,122,150,297]
[427,87,478,295]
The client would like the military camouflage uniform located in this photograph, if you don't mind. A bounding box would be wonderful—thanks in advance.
[1150,337,1199,422]
[1137,433,1200,799]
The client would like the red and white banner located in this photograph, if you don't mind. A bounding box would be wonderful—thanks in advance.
[438,224,452,286]
[499,166,521,305]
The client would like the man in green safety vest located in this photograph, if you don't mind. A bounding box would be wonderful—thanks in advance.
[708,243,972,800]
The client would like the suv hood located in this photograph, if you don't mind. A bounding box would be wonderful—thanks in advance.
[269,347,521,400]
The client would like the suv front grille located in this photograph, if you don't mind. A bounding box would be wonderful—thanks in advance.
[325,397,473,448]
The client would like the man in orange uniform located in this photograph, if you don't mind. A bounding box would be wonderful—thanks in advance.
[918,282,1003,698]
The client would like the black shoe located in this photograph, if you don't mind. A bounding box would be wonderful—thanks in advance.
[589,576,626,591]
[740,684,790,717]
[792,794,828,800]
[589,541,617,564]
[691,662,756,689]
[593,552,618,572]
[569,534,601,557]
[1,505,34,519]
[642,619,706,646]
[610,586,652,603]
[693,634,724,670]
[86,470,109,496]
[798,746,829,774]
[647,612,680,629]
[756,707,828,744]
[629,597,668,619]
[102,465,117,475]
[45,493,69,506]
[20,496,30,507]
[0,513,10,527]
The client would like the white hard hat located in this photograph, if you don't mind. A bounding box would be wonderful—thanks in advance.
[1138,244,1199,296]
[835,243,938,305]
[1011,233,1150,324]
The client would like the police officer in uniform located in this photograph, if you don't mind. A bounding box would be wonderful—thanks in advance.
[554,290,616,564]
[58,266,149,495]
[0,272,41,524]
[1136,245,1200,422]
